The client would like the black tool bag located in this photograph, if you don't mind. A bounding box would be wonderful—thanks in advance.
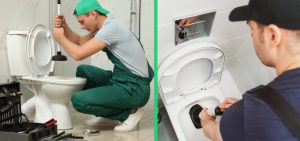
[0,82,23,129]
[0,82,57,141]
[252,85,300,140]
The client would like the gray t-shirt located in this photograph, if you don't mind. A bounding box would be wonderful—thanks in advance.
[95,15,149,78]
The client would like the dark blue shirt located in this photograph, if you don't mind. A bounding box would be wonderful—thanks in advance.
[220,68,300,141]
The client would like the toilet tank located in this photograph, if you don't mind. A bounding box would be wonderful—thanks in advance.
[7,31,32,76]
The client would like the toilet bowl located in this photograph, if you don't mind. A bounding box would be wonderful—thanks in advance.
[6,24,86,129]
[159,41,240,141]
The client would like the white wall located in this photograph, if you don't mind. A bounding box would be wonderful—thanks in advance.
[140,0,154,110]
[0,0,50,83]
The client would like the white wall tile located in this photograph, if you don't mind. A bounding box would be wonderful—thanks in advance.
[158,0,248,25]
[0,0,50,83]
[141,0,154,109]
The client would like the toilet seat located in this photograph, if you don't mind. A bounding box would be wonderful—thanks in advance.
[20,24,85,86]
[159,42,224,105]
[25,24,55,76]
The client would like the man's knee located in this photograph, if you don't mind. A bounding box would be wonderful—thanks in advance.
[76,64,89,77]
[71,93,86,112]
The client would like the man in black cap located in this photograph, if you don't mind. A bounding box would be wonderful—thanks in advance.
[199,0,300,140]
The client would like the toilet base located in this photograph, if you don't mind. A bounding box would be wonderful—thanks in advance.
[19,76,86,130]
[21,97,73,129]
[21,95,53,123]
[50,103,72,130]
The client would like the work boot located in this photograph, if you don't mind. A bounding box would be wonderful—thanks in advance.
[114,108,143,132]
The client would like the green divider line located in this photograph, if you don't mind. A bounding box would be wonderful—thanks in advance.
[154,0,158,140]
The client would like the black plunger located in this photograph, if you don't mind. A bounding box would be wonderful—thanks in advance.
[52,0,67,61]
[189,104,203,129]
[189,105,224,129]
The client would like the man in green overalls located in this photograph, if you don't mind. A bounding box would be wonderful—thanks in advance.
[52,0,153,132]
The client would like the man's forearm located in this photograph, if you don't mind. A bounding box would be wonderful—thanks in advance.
[58,36,82,60]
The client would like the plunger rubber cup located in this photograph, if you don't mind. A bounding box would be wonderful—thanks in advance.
[189,105,224,129]
[189,104,203,129]
[52,51,67,61]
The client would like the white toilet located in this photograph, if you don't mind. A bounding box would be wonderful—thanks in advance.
[159,41,241,141]
[6,24,87,129]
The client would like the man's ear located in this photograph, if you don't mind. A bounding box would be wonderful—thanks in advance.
[266,24,282,47]
[90,10,97,19]
[89,10,96,16]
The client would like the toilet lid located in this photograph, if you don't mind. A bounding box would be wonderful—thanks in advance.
[158,42,224,104]
[25,24,55,75]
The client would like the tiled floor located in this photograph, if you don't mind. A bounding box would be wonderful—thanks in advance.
[63,108,154,141]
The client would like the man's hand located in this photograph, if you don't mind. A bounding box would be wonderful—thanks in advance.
[179,16,199,27]
[219,98,239,111]
[200,108,216,128]
[54,15,66,28]
[200,108,223,141]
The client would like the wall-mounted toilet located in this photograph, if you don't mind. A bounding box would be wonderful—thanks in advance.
[6,24,86,129]
[159,41,241,141]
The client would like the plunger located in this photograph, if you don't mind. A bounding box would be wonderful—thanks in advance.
[189,104,203,129]
[189,104,224,129]
[52,47,67,61]
[52,0,67,61]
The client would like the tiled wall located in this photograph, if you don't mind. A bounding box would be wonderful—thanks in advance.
[0,0,154,109]
[141,0,154,110]
[0,0,50,83]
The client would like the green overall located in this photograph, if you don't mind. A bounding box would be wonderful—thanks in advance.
[71,48,154,121]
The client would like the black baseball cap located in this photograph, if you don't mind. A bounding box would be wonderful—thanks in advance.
[229,0,300,30]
